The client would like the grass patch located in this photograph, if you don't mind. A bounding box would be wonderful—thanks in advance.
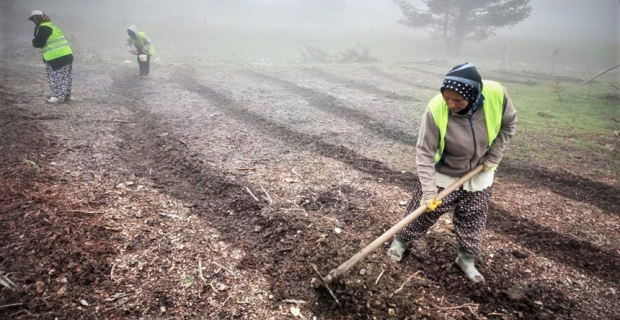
[509,80,619,134]
[507,78,620,172]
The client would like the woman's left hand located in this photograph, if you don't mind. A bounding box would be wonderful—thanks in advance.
[483,159,498,172]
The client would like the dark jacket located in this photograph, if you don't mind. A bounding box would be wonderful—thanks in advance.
[32,25,73,70]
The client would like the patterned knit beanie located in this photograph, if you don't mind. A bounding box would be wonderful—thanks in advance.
[440,62,483,103]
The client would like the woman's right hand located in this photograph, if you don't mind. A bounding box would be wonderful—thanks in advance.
[420,198,442,211]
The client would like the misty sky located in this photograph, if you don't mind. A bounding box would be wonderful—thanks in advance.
[496,0,619,42]
[5,0,619,45]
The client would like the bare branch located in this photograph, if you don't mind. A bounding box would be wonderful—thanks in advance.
[260,183,273,206]
[282,299,307,304]
[375,266,385,284]
[393,271,422,294]
[245,187,260,201]
[291,167,304,181]
[212,262,236,277]
[435,303,479,311]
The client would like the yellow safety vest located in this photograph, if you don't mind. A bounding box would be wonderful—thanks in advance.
[428,80,504,163]
[38,22,72,61]
[127,32,155,56]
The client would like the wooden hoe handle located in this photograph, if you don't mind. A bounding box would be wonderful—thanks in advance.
[324,165,484,283]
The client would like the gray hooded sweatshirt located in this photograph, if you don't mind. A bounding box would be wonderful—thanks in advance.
[416,85,517,201]
[126,25,153,54]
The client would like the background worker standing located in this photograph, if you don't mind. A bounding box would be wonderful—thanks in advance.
[126,25,154,76]
[29,10,74,103]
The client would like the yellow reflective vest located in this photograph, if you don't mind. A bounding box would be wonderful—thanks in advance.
[428,80,504,163]
[38,22,73,61]
[127,32,155,56]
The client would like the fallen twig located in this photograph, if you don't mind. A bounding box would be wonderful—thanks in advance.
[0,303,22,309]
[375,267,385,284]
[560,167,578,176]
[435,303,479,311]
[0,275,17,290]
[9,310,31,318]
[223,295,231,306]
[65,210,104,214]
[245,187,260,201]
[101,298,130,313]
[260,184,273,206]
[468,305,480,318]
[198,259,207,299]
[212,262,235,277]
[291,168,304,181]
[282,299,307,304]
[110,263,115,280]
[209,280,218,292]
[103,225,123,232]
[198,259,207,284]
[205,241,215,251]
[175,138,188,147]
[393,271,422,294]
[104,292,129,302]
[158,212,182,220]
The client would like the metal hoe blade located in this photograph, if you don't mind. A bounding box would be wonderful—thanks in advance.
[311,263,340,304]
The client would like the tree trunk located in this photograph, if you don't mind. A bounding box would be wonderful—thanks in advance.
[446,4,470,56]
[448,37,463,56]
[445,25,464,55]
[442,9,450,49]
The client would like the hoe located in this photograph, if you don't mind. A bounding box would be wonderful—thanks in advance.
[312,165,484,303]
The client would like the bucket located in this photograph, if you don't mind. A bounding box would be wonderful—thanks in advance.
[138,54,147,62]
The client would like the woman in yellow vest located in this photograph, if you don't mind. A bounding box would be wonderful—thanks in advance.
[388,63,517,283]
[126,25,155,76]
[29,10,74,103]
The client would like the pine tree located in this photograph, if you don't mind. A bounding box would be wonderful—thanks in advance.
[393,0,532,55]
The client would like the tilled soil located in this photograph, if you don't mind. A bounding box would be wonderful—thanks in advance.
[0,60,618,320]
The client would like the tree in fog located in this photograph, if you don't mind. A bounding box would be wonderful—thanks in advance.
[393,0,532,55]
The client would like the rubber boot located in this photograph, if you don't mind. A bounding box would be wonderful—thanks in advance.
[455,247,485,283]
[387,237,409,262]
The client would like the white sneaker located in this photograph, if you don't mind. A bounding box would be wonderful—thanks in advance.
[47,96,63,103]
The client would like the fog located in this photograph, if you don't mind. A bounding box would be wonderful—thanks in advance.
[497,0,619,42]
[1,0,619,72]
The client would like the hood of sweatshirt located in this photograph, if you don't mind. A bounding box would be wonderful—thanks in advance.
[127,24,139,38]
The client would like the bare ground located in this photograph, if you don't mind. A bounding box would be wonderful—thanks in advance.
[0,60,618,320]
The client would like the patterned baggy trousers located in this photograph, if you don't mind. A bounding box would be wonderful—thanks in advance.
[46,63,73,99]
[396,182,493,254]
